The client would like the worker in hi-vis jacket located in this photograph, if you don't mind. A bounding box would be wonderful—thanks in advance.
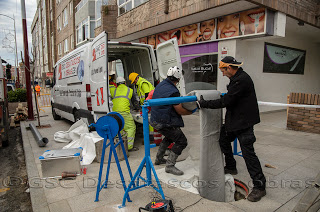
[112,77,138,151]
[129,72,155,142]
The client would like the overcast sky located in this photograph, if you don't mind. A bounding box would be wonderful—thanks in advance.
[0,0,37,66]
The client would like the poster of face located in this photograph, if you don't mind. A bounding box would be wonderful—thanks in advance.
[181,24,199,44]
[240,8,266,35]
[199,19,216,41]
[169,28,183,45]
[139,37,147,44]
[139,7,266,46]
[157,31,170,44]
[217,13,240,39]
[147,35,156,49]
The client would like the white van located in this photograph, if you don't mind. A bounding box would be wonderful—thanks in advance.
[51,31,185,124]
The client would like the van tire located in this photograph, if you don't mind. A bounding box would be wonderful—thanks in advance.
[73,110,81,122]
[52,107,61,120]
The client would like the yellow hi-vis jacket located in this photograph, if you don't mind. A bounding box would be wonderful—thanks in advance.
[109,84,117,99]
[112,84,133,113]
[136,77,154,105]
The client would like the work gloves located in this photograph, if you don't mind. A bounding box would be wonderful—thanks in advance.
[196,95,207,109]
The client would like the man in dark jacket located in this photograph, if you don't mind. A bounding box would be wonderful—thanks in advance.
[197,56,266,202]
[150,66,193,176]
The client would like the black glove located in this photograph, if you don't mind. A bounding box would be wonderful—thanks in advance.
[196,95,207,109]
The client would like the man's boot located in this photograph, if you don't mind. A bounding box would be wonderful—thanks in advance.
[247,188,266,202]
[165,151,184,175]
[155,143,167,165]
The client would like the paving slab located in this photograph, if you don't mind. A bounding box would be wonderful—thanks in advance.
[48,199,72,212]
[21,108,320,211]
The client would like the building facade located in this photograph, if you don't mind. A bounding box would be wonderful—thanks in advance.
[97,0,320,112]
[32,0,80,87]
[55,0,80,62]
[31,0,320,112]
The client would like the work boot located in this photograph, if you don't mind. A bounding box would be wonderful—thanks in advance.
[247,188,266,202]
[224,167,238,175]
[165,151,184,175]
[155,143,167,165]
[164,149,171,156]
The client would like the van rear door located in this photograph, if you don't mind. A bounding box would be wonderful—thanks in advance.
[90,31,110,113]
[156,38,186,96]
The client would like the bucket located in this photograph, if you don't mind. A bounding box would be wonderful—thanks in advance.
[95,133,129,163]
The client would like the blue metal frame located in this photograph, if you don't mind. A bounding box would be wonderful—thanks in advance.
[233,138,243,157]
[90,117,135,202]
[120,96,197,208]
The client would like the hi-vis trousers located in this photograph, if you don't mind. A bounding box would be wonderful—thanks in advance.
[118,112,136,150]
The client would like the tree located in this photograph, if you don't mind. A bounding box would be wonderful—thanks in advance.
[21,49,41,127]
[6,64,12,79]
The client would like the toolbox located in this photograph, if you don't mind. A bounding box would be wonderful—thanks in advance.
[39,147,83,178]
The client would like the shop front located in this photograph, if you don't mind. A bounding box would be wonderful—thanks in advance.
[135,7,320,112]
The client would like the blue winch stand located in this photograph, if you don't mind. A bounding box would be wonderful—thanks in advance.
[120,95,198,208]
[89,113,135,203]
[233,138,243,157]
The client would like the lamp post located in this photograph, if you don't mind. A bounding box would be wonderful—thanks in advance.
[0,14,20,87]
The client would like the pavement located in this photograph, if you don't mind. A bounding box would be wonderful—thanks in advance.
[21,107,320,212]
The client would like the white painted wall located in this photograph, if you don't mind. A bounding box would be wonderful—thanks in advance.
[236,34,320,112]
[215,25,320,113]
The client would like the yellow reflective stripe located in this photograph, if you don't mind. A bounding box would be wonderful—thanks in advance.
[113,87,130,101]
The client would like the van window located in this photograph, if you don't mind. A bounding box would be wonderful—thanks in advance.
[115,60,124,78]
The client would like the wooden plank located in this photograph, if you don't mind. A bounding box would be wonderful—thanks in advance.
[294,93,298,103]
[304,93,309,104]
[298,93,302,104]
[310,94,315,105]
[301,93,305,104]
[289,92,293,103]
[308,94,312,105]
[316,94,320,105]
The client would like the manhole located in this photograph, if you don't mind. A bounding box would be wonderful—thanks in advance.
[234,178,249,201]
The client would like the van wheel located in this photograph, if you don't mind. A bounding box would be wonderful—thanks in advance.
[52,107,61,120]
[73,110,81,122]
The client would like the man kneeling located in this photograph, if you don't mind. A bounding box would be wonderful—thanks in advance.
[150,66,195,175]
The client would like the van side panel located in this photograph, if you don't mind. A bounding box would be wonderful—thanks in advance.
[90,32,110,115]
[52,45,93,123]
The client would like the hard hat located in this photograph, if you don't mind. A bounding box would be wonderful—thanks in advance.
[167,66,182,79]
[116,77,126,84]
[129,72,139,84]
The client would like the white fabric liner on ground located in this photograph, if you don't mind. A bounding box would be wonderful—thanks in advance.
[156,90,227,202]
[53,119,103,165]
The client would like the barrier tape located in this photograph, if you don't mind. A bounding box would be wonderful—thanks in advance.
[258,101,320,109]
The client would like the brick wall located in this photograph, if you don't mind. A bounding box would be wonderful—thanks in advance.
[55,0,80,61]
[100,5,118,39]
[287,93,320,134]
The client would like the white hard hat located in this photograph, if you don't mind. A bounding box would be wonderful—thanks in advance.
[167,66,182,79]
[116,77,126,84]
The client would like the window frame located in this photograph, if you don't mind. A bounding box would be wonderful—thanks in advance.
[64,38,69,53]
[57,15,61,32]
[69,1,73,16]
[63,7,68,27]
